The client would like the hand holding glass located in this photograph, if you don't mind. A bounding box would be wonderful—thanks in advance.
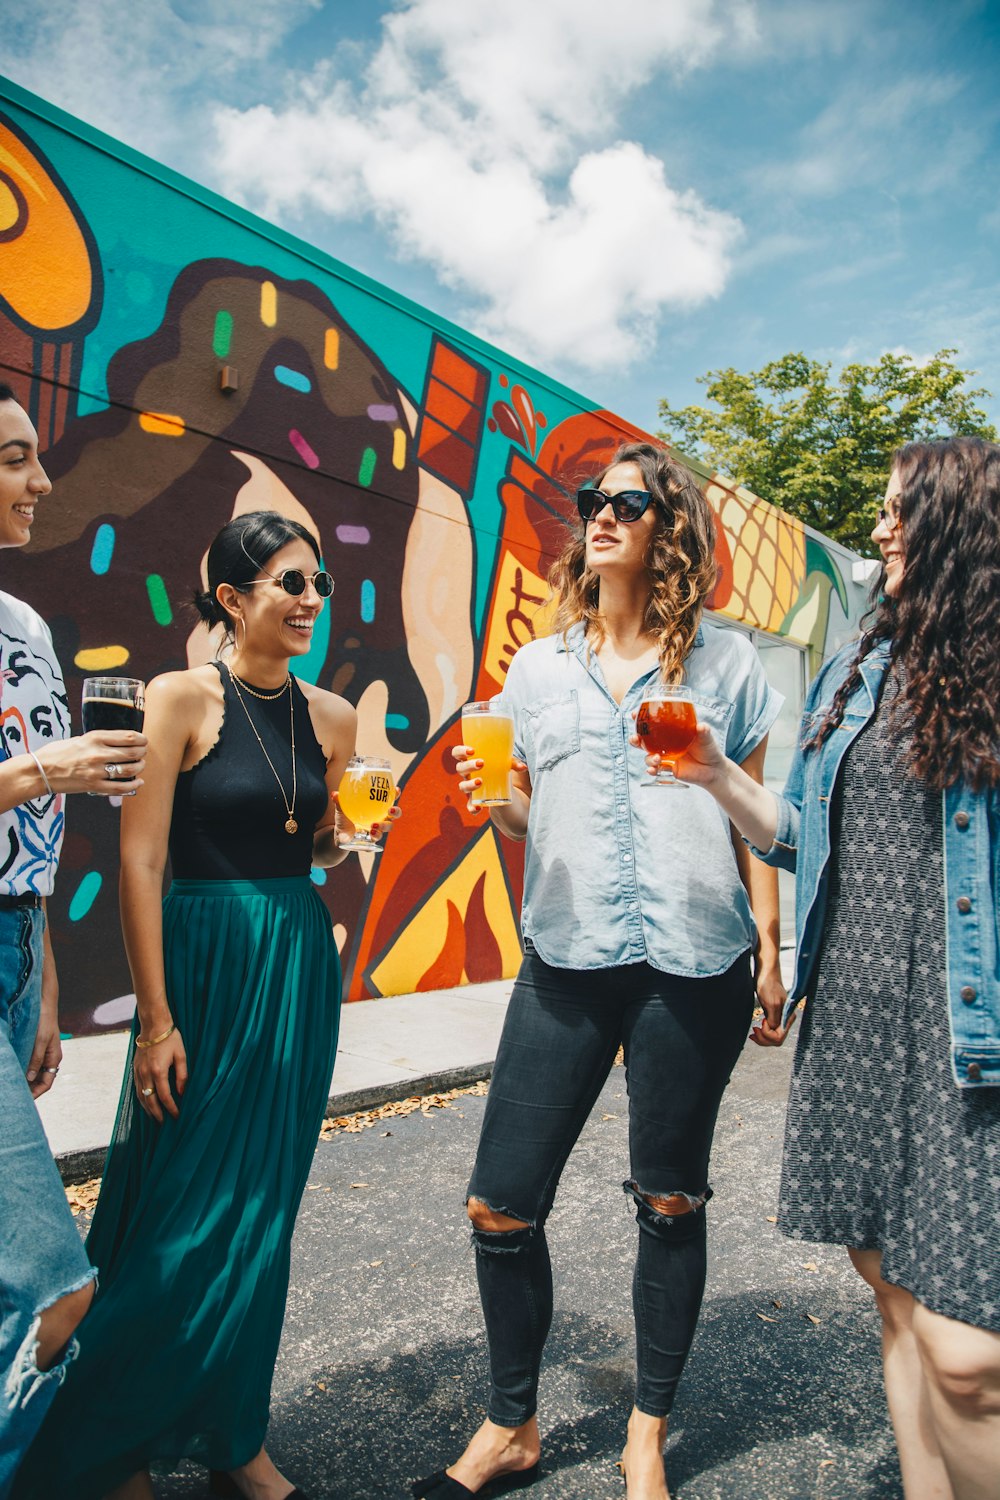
[82,677,145,793]
[635,684,697,788]
[460,701,515,806]
[337,756,396,852]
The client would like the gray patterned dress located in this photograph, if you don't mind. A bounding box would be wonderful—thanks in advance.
[779,677,1000,1331]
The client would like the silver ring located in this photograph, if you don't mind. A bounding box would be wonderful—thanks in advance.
[105,762,123,779]
[140,1086,154,1096]
[42,1065,59,1074]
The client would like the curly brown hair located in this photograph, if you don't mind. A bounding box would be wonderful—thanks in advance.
[809,436,1000,790]
[548,441,719,683]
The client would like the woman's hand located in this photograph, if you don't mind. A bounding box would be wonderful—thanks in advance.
[750,965,798,1048]
[628,721,726,788]
[37,730,148,797]
[450,744,528,815]
[133,1024,187,1123]
[326,787,402,847]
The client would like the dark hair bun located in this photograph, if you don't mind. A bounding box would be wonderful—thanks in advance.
[193,588,225,628]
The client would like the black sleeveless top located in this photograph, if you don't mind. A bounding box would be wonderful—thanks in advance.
[169,664,330,880]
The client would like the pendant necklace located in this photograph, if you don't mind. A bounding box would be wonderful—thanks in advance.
[227,664,299,833]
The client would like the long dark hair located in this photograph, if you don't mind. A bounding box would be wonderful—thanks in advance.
[549,441,718,683]
[810,436,1000,790]
[194,510,322,635]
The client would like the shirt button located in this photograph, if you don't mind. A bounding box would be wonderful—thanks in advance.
[623,853,632,862]
[615,756,624,766]
[617,805,626,814]
[627,902,637,912]
[960,985,977,1003]
[954,811,970,829]
[956,896,972,914]
[967,1062,983,1082]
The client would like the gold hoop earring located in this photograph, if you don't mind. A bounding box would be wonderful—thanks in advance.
[234,616,246,654]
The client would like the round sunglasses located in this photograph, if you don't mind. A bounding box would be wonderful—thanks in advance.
[245,567,335,599]
[576,486,656,524]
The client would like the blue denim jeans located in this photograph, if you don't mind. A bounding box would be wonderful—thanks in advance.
[467,946,754,1424]
[0,906,95,1500]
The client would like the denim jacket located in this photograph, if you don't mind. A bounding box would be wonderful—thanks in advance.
[750,640,1000,1090]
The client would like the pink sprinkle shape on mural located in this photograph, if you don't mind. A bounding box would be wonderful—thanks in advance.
[335,525,371,545]
[288,428,320,469]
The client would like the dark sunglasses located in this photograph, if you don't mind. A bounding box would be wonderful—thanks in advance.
[576,486,655,524]
[246,568,335,599]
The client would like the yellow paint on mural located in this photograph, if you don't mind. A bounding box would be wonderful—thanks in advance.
[323,327,340,368]
[0,126,96,331]
[75,646,130,671]
[139,411,186,437]
[260,281,277,327]
[369,830,522,995]
[482,549,556,689]
[392,428,406,469]
[712,483,807,634]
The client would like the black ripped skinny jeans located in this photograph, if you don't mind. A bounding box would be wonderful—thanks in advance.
[467,945,754,1424]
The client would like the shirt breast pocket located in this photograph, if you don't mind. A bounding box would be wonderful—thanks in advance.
[687,690,734,753]
[523,692,581,773]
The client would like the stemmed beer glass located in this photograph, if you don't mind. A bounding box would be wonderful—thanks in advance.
[336,755,396,852]
[635,683,697,789]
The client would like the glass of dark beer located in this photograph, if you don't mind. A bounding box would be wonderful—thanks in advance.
[635,683,697,788]
[82,677,145,793]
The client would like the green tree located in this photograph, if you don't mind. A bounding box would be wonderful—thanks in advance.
[658,349,997,554]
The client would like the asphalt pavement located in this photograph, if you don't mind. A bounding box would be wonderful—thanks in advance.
[64,1032,902,1500]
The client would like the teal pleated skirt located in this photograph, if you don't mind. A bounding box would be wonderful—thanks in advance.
[15,877,340,1499]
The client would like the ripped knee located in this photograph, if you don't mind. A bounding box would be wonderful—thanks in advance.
[624,1179,712,1236]
[466,1195,531,1234]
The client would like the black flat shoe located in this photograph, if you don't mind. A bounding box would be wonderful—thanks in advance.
[208,1469,310,1499]
[410,1464,539,1498]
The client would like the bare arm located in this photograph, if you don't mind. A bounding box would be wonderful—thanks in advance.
[655,723,780,851]
[119,674,194,1123]
[731,739,793,1046]
[0,729,147,814]
[25,910,61,1096]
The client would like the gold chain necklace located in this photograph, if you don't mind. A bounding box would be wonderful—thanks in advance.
[229,667,290,701]
[226,664,298,834]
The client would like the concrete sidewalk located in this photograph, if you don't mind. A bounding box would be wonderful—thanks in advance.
[38,978,516,1183]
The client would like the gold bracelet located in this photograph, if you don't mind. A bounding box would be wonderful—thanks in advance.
[135,1022,176,1049]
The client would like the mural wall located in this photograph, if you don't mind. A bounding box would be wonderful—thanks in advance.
[0,80,862,1035]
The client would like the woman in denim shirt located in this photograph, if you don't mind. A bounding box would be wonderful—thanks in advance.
[413,443,784,1500]
[668,437,1000,1500]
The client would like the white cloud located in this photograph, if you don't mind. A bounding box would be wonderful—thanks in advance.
[3,0,320,157]
[213,0,749,368]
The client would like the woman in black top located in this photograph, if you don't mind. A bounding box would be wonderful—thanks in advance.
[17,512,392,1500]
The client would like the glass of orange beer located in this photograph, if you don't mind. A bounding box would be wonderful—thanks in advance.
[461,700,515,806]
[635,684,697,788]
[337,755,396,851]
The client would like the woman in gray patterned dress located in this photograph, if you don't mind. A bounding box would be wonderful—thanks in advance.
[639,437,1000,1500]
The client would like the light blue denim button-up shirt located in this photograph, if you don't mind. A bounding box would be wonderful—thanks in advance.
[499,620,783,976]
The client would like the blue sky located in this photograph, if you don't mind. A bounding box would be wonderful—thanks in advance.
[6,0,1000,434]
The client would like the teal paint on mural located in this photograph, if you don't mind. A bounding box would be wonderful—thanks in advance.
[146,574,173,625]
[360,579,376,623]
[358,447,377,487]
[309,867,327,886]
[290,592,331,687]
[274,364,311,393]
[213,309,233,358]
[90,523,115,575]
[385,713,410,731]
[69,870,102,921]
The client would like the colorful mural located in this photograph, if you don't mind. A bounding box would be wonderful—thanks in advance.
[0,79,863,1033]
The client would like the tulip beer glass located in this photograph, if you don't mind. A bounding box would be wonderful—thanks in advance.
[461,700,515,806]
[635,684,697,788]
[337,755,396,851]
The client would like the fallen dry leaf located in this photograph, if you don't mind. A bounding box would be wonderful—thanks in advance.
[369,1259,384,1267]
[819,1460,835,1468]
[765,1215,777,1224]
[64,1180,101,1216]
[802,1261,819,1272]
[805,1313,822,1325]
[319,1078,489,1138]
[772,1299,782,1310]
[349,1182,369,1189]
[601,1113,617,1121]
[756,1313,777,1322]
